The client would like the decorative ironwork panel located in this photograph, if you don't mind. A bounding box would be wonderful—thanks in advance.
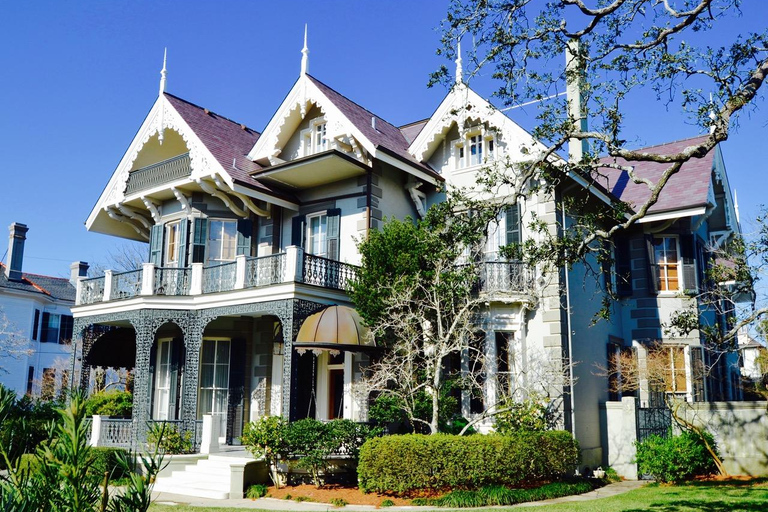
[637,392,672,443]
[78,276,105,305]
[193,420,204,451]
[100,418,133,448]
[245,254,286,288]
[112,269,143,300]
[479,261,533,294]
[202,261,237,293]
[302,254,358,291]
[154,267,191,296]
[124,153,192,195]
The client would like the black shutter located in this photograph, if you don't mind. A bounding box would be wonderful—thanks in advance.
[177,220,189,268]
[291,215,306,248]
[226,337,247,444]
[236,219,253,256]
[32,309,40,341]
[681,235,697,295]
[326,209,341,260]
[645,235,659,294]
[614,237,633,296]
[191,218,207,263]
[149,224,164,266]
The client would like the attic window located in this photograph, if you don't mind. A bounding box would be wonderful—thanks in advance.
[452,127,497,171]
[302,117,328,156]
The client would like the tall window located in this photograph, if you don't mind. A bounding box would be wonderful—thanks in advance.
[453,130,497,170]
[207,220,237,264]
[303,117,328,156]
[41,313,73,344]
[663,346,687,394]
[153,339,173,420]
[469,135,483,166]
[653,237,680,291]
[307,213,328,257]
[198,339,230,433]
[165,221,180,265]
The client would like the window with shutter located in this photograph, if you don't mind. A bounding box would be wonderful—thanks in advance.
[613,237,633,296]
[236,219,253,256]
[191,218,207,263]
[326,209,341,261]
[307,213,328,257]
[149,224,164,266]
[505,204,521,248]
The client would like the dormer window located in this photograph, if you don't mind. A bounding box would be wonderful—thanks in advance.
[303,117,328,156]
[165,221,180,266]
[452,128,497,171]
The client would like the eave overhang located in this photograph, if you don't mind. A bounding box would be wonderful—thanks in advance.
[251,150,369,189]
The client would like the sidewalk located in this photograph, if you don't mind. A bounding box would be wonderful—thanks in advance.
[152,480,648,510]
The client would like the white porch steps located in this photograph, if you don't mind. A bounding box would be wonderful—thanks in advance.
[152,454,256,500]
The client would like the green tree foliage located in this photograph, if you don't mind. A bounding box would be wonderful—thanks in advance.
[241,416,289,488]
[83,390,133,418]
[636,430,719,482]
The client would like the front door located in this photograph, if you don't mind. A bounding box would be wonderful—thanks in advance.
[198,339,230,435]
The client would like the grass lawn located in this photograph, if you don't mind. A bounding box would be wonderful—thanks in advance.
[148,480,768,511]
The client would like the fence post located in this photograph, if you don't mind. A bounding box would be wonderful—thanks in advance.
[90,415,102,447]
[614,397,639,480]
[200,414,221,454]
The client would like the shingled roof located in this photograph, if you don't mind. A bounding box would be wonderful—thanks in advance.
[598,135,715,214]
[0,263,75,302]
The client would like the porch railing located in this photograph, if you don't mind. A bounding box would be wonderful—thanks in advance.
[478,261,533,295]
[95,417,133,448]
[112,269,144,300]
[124,153,192,195]
[302,253,357,291]
[154,267,191,296]
[202,261,237,294]
[245,254,286,288]
[79,276,105,305]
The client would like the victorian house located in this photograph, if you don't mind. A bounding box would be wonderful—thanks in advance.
[71,37,743,479]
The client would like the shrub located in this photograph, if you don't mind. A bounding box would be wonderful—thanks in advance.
[494,398,553,435]
[83,390,133,418]
[241,416,289,488]
[286,418,333,487]
[246,484,268,499]
[330,497,348,507]
[92,447,130,480]
[357,431,579,494]
[413,481,594,507]
[146,422,192,454]
[635,431,718,482]
[380,499,395,507]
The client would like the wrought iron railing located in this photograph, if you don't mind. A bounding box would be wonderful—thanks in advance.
[124,153,192,195]
[245,254,286,288]
[111,269,143,300]
[302,253,357,291]
[202,261,237,293]
[79,276,105,304]
[154,267,191,296]
[99,418,133,448]
[477,261,533,295]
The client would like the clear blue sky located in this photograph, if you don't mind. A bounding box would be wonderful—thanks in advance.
[1,1,766,278]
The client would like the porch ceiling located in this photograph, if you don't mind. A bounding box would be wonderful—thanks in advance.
[251,150,368,189]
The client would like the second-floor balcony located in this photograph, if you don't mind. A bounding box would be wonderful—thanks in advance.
[124,153,192,195]
[76,250,533,306]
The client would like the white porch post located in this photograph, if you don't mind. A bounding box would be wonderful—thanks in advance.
[285,245,304,283]
[200,413,221,454]
[235,254,247,289]
[103,270,113,301]
[141,263,155,295]
[190,263,204,295]
[89,415,103,447]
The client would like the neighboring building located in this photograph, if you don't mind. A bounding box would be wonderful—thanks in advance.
[70,40,744,472]
[738,327,766,382]
[0,222,88,398]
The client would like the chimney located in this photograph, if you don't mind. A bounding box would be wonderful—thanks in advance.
[565,39,588,163]
[70,261,89,284]
[6,222,28,281]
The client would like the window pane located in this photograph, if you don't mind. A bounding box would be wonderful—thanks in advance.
[215,364,229,388]
[198,390,213,417]
[221,222,237,260]
[200,364,214,388]
[202,341,215,364]
[216,340,230,363]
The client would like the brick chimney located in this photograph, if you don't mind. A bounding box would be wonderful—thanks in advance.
[70,261,89,284]
[6,222,28,281]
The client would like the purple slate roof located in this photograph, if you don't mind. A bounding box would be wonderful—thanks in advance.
[598,135,715,214]
[306,76,440,178]
[164,94,297,202]
[0,263,75,302]
[399,119,429,145]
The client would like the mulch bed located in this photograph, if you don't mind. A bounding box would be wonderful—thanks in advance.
[262,484,415,506]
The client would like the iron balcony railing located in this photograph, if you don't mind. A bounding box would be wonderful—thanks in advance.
[477,261,534,295]
[302,253,357,291]
[202,261,237,294]
[79,276,105,304]
[124,153,192,195]
[245,253,286,288]
[111,269,143,300]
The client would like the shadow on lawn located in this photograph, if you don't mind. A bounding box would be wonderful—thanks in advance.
[622,481,768,512]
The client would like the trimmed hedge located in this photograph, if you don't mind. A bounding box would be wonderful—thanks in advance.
[357,431,579,494]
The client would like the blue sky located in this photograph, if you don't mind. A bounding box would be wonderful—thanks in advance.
[1,1,766,278]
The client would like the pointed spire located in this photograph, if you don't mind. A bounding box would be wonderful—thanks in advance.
[159,48,168,96]
[455,39,463,85]
[301,24,309,76]
[734,190,741,225]
[709,92,716,134]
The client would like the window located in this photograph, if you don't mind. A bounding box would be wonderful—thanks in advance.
[652,236,680,292]
[453,129,497,170]
[663,346,687,394]
[198,338,230,434]
[32,309,40,341]
[327,352,345,419]
[41,313,73,344]
[165,221,180,265]
[207,220,237,264]
[41,368,55,400]
[496,332,514,399]
[303,117,328,156]
[307,213,328,257]
[26,366,34,395]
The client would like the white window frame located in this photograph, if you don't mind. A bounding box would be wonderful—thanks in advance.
[165,221,181,266]
[452,127,498,171]
[197,337,231,434]
[301,117,328,156]
[153,338,174,421]
[207,219,237,265]
[306,212,328,257]
[653,235,681,293]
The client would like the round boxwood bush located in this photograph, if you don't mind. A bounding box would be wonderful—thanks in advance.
[635,431,718,482]
[357,431,579,494]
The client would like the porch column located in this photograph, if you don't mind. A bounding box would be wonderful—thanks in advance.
[180,313,208,436]
[73,319,92,393]
[279,306,295,419]
[131,318,155,448]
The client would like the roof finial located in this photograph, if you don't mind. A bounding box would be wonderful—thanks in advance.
[301,24,309,76]
[709,92,716,134]
[734,189,740,225]
[455,39,463,85]
[159,48,168,96]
